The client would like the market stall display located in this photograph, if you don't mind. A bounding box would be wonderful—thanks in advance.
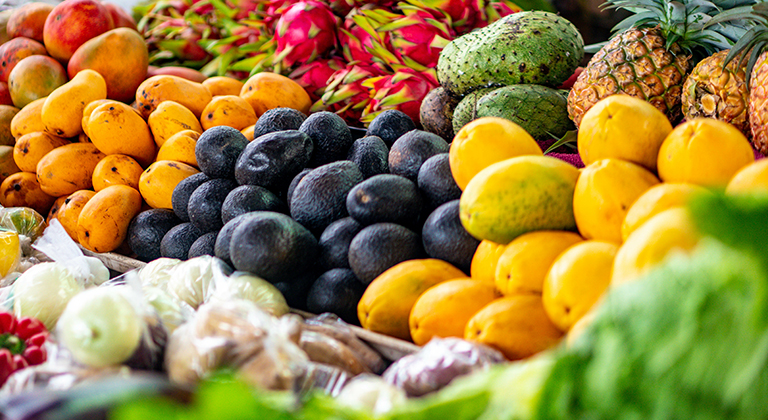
[0,0,767,418]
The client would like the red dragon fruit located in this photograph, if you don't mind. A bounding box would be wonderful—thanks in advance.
[289,57,345,101]
[273,1,339,70]
[361,67,438,125]
[338,8,397,64]
[366,6,454,72]
[312,61,387,126]
[472,0,522,30]
[144,17,213,63]
[401,0,478,30]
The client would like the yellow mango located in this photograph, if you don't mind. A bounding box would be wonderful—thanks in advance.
[200,95,257,131]
[0,171,56,216]
[147,100,202,147]
[135,75,212,119]
[77,185,142,253]
[14,131,71,172]
[358,259,466,341]
[87,101,157,167]
[0,145,20,184]
[0,105,20,146]
[202,76,244,97]
[156,129,199,168]
[10,97,46,139]
[41,69,107,138]
[92,154,144,191]
[36,142,106,197]
[57,189,97,241]
[138,160,200,209]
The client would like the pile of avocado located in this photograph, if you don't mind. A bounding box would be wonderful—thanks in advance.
[126,109,481,325]
[422,11,585,141]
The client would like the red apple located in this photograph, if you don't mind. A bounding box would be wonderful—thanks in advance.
[43,0,115,63]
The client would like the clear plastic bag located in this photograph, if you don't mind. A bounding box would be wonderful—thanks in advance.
[336,374,408,415]
[165,255,232,310]
[382,337,506,397]
[303,314,387,374]
[0,207,47,243]
[32,219,109,287]
[207,271,289,317]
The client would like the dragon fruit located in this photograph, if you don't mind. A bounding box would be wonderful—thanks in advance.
[312,61,386,125]
[473,0,522,30]
[368,6,454,71]
[401,0,477,29]
[289,57,345,101]
[361,67,439,125]
[338,8,397,64]
[273,1,339,70]
[144,17,213,64]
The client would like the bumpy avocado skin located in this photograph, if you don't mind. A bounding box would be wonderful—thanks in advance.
[474,84,574,140]
[437,11,584,96]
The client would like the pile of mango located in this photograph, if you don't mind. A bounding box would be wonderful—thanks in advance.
[0,0,314,254]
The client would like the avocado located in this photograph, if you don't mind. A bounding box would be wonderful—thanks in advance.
[234,130,314,191]
[300,111,354,167]
[318,217,363,270]
[187,178,238,233]
[275,268,320,312]
[420,87,460,142]
[348,223,425,285]
[160,222,203,261]
[251,107,307,139]
[346,174,423,228]
[229,211,319,284]
[417,153,462,210]
[422,200,480,275]
[306,268,365,325]
[126,208,182,262]
[188,231,218,259]
[389,130,450,181]
[171,172,209,222]
[195,126,250,179]
[366,109,416,147]
[346,136,389,179]
[290,161,364,235]
[214,212,259,266]
[286,168,312,210]
[221,184,287,225]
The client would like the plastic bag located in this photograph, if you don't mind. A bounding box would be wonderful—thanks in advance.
[304,314,387,374]
[138,258,182,289]
[54,282,168,372]
[32,220,109,287]
[207,271,289,317]
[0,207,46,243]
[9,262,85,331]
[382,337,506,397]
[336,374,408,415]
[165,255,232,310]
[164,299,307,390]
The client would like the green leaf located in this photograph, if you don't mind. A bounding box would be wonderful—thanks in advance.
[543,130,577,155]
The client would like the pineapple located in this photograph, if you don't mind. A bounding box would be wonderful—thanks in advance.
[709,2,768,155]
[681,49,749,136]
[567,0,751,127]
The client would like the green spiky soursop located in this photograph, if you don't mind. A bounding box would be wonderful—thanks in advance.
[438,11,584,97]
[452,87,496,134]
[473,84,574,140]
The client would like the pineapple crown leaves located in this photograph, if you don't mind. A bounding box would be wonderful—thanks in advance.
[601,0,753,59]
[710,3,768,83]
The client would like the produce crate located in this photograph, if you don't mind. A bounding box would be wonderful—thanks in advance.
[78,246,420,362]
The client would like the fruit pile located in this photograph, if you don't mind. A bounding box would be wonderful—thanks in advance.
[133,0,547,126]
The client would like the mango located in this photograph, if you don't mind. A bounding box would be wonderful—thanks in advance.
[92,154,143,191]
[8,55,67,109]
[465,295,563,360]
[43,0,114,62]
[409,278,498,346]
[42,69,107,138]
[0,82,12,106]
[0,105,19,146]
[138,160,200,209]
[460,155,580,245]
[36,142,105,197]
[86,101,157,167]
[47,195,67,222]
[156,129,198,167]
[57,189,96,241]
[469,239,505,284]
[10,97,45,139]
[77,185,142,253]
[200,95,258,131]
[358,258,466,341]
[0,171,56,215]
[203,76,244,97]
[147,100,202,147]
[7,3,53,43]
[13,131,71,172]
[0,145,20,183]
[135,75,212,119]
[0,37,47,83]
[241,124,255,141]
[240,72,311,116]
[146,65,206,83]
[102,3,137,31]
[67,28,148,103]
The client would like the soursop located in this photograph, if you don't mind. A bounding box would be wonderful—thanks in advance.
[437,11,584,97]
[452,87,496,134]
